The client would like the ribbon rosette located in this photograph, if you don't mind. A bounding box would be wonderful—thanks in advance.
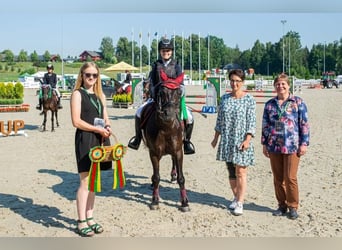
[112,143,127,189]
[88,146,106,192]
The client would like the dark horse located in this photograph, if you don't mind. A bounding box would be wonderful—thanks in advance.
[141,73,189,212]
[40,84,59,132]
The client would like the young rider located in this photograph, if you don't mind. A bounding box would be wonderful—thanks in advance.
[36,64,63,110]
[128,38,195,155]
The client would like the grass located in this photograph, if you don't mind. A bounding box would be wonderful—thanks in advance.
[0,62,151,82]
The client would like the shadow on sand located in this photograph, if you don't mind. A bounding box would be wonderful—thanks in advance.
[37,168,272,213]
[0,193,75,231]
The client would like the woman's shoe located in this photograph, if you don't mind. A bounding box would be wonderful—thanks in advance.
[87,217,104,234]
[76,219,94,237]
[288,208,298,220]
[232,202,243,216]
[272,207,287,216]
[228,197,237,210]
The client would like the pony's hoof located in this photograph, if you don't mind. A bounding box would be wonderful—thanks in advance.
[170,175,177,184]
[178,205,190,212]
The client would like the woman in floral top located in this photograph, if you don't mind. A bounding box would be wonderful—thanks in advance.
[261,73,310,220]
[211,69,256,216]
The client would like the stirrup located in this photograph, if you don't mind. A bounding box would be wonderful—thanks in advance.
[184,141,195,155]
[128,136,140,150]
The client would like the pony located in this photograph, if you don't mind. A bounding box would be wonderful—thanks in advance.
[142,78,178,184]
[40,84,59,132]
[141,71,189,212]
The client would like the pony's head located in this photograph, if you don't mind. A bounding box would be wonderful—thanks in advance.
[156,71,183,122]
[42,85,52,100]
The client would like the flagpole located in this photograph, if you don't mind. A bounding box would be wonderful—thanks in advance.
[156,32,159,60]
[173,30,176,59]
[198,32,201,83]
[207,33,210,72]
[190,34,192,82]
[131,28,134,67]
[139,31,142,74]
[148,30,151,71]
[61,16,65,90]
[181,31,184,72]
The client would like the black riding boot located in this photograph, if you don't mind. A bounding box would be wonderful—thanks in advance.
[128,116,142,150]
[183,122,195,155]
[57,97,63,109]
[36,98,42,110]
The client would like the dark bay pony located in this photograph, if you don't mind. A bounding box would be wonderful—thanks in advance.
[40,84,59,132]
[141,72,189,212]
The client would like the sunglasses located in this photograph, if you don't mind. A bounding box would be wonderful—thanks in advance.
[84,73,98,79]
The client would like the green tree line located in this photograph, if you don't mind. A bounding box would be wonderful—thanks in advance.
[2,32,342,79]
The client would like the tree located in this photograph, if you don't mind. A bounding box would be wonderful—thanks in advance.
[208,36,227,68]
[17,50,28,62]
[30,50,39,63]
[3,49,14,63]
[100,36,115,63]
[43,50,51,62]
[250,40,266,73]
[115,37,131,63]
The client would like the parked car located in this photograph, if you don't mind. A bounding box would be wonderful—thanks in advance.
[101,79,116,98]
[336,75,342,85]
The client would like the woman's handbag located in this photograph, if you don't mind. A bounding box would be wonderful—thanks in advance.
[88,134,127,192]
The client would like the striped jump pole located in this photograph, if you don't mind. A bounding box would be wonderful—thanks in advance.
[225,90,276,104]
[185,95,206,104]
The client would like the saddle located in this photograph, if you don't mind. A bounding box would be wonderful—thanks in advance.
[140,102,155,129]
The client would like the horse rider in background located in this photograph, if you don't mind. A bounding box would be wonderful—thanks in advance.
[36,64,63,110]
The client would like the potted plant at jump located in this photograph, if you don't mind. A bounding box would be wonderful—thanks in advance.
[112,92,132,108]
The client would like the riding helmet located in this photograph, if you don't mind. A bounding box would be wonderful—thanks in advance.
[158,38,174,51]
[47,64,54,70]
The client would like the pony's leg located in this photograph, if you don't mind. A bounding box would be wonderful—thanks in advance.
[55,110,59,127]
[150,154,161,210]
[42,111,47,131]
[174,152,190,212]
[51,111,55,132]
[170,157,177,183]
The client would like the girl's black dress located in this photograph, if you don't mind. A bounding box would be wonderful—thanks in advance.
[75,89,112,173]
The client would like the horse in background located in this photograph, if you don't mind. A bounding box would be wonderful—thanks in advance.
[40,84,59,132]
[141,72,189,212]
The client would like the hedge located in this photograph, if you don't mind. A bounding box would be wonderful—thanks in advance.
[0,82,24,100]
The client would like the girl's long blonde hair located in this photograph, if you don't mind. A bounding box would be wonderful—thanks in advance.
[73,62,106,105]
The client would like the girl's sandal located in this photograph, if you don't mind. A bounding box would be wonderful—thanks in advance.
[76,219,94,237]
[87,217,104,234]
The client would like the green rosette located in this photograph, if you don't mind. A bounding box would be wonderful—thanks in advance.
[89,146,106,163]
[112,143,126,161]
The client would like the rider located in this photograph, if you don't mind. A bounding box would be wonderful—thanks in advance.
[124,70,132,84]
[127,38,195,155]
[36,64,63,110]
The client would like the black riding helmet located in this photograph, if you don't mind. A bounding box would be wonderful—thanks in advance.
[158,38,174,51]
[47,64,54,70]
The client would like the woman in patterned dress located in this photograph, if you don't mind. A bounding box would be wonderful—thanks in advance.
[211,69,256,216]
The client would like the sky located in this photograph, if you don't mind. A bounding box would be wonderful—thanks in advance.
[1,0,342,58]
